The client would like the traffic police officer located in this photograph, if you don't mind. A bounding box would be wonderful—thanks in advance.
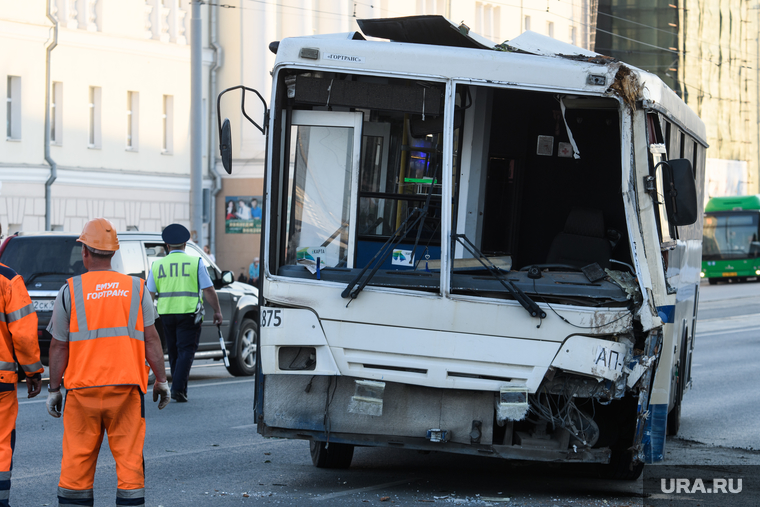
[0,262,42,507]
[46,218,170,507]
[147,224,222,402]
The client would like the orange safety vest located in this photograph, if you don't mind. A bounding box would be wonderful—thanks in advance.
[0,262,42,386]
[65,271,148,393]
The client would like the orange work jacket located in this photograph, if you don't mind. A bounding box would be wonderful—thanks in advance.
[0,263,42,386]
[65,271,148,393]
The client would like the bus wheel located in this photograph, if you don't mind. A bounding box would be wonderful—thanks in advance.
[667,330,688,436]
[310,441,354,469]
[708,278,718,285]
[602,449,644,480]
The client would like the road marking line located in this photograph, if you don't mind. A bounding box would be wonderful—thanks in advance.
[11,439,290,481]
[232,423,257,430]
[698,313,760,323]
[697,327,758,337]
[313,479,419,501]
[146,438,289,461]
[18,378,254,404]
[17,399,47,405]
[191,378,255,388]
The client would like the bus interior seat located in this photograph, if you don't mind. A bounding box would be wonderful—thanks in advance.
[546,208,611,269]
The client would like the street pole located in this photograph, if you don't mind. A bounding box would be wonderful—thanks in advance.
[191,0,203,246]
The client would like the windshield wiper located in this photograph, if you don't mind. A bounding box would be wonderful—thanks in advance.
[342,208,426,302]
[25,272,74,284]
[453,234,546,319]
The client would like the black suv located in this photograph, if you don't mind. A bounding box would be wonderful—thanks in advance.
[0,232,259,376]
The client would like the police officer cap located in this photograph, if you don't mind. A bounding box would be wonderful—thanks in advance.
[162,224,191,244]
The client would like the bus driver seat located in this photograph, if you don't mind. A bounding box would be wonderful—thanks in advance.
[546,208,611,269]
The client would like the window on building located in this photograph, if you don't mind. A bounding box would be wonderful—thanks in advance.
[162,94,174,154]
[547,21,554,38]
[524,15,531,32]
[88,86,101,149]
[570,26,577,46]
[417,0,444,15]
[6,76,21,140]
[127,91,139,150]
[493,7,501,40]
[474,3,500,41]
[51,81,63,145]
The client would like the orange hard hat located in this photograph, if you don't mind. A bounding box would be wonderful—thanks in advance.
[78,218,119,251]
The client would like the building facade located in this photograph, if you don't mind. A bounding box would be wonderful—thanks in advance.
[596,0,759,196]
[1,0,213,235]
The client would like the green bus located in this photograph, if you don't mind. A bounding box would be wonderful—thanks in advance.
[701,195,760,284]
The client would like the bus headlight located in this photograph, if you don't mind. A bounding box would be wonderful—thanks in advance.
[700,271,705,278]
[755,269,760,275]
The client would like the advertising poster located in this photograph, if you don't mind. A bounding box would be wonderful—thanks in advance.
[225,196,262,234]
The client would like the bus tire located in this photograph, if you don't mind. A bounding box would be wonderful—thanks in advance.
[602,449,644,480]
[667,330,688,436]
[707,278,718,285]
[310,441,354,469]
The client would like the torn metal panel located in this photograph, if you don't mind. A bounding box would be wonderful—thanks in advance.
[500,30,600,59]
[605,269,643,305]
[357,15,494,50]
[607,64,641,111]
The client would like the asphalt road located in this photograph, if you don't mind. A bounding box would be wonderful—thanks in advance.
[7,280,760,506]
[678,280,760,451]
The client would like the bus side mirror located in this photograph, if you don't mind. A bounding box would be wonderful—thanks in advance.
[659,158,698,226]
[220,118,232,174]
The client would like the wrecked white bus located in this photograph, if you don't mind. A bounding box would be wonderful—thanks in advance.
[217,16,705,479]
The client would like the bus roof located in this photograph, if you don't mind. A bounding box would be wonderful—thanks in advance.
[705,195,760,212]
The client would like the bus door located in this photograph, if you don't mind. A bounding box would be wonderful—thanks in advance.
[281,110,364,271]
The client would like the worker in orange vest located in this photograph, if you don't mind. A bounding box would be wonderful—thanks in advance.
[0,262,43,507]
[46,218,171,507]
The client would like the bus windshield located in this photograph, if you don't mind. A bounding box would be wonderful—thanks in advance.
[702,212,760,260]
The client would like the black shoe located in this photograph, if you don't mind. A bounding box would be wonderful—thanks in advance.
[171,392,188,403]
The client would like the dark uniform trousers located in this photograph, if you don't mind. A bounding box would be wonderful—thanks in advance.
[160,314,201,397]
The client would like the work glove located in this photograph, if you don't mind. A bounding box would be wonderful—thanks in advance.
[153,380,171,409]
[27,372,42,398]
[47,390,63,418]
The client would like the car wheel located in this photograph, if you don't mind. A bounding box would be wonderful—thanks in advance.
[226,318,257,377]
[310,441,354,469]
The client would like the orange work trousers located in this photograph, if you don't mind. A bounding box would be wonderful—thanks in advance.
[0,388,17,507]
[58,385,145,507]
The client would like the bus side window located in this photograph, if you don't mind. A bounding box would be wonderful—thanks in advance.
[648,114,677,247]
